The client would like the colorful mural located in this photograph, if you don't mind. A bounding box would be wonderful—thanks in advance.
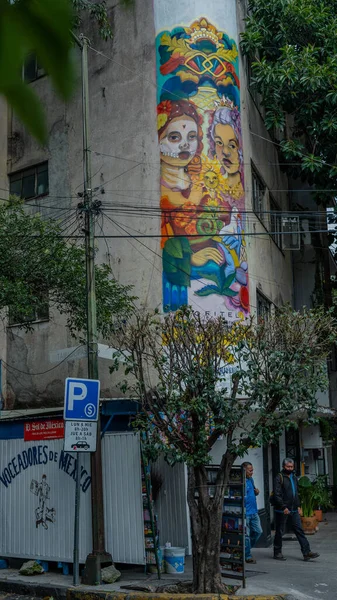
[156,16,249,319]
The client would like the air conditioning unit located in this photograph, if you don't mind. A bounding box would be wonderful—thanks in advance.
[282,216,300,250]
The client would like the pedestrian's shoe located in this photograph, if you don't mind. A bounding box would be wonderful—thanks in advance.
[245,557,256,564]
[303,552,320,561]
[273,553,286,560]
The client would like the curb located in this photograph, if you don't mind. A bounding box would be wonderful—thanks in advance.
[0,579,289,600]
[67,591,288,600]
[0,578,68,599]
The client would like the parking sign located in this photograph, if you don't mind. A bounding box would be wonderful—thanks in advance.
[64,378,100,421]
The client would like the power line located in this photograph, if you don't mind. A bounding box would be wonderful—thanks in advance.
[88,42,337,176]
[2,345,84,376]
[90,149,337,177]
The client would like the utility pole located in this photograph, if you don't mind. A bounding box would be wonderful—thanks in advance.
[71,31,112,585]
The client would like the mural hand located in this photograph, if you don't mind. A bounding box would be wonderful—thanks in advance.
[191,247,223,266]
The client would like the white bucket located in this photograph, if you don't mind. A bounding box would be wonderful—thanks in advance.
[164,547,185,574]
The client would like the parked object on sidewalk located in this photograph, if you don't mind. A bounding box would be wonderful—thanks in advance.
[19,560,44,575]
[164,547,185,574]
[298,476,317,534]
[101,564,121,583]
[314,509,323,522]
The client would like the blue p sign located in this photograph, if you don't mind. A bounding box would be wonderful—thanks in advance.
[64,378,100,421]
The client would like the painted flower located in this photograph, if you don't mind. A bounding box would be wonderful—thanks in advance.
[157,101,172,130]
[157,100,172,114]
[239,285,249,311]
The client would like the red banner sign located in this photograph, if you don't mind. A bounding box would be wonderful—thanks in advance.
[24,419,64,441]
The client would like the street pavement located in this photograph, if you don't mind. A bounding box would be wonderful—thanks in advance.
[0,513,336,600]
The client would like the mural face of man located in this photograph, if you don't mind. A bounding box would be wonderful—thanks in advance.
[160,116,198,167]
[214,123,240,175]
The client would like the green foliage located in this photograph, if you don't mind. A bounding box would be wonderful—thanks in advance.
[0,0,133,144]
[312,474,334,510]
[319,416,337,442]
[0,0,75,144]
[298,475,333,516]
[0,200,134,337]
[113,304,337,466]
[241,0,337,201]
[73,0,133,41]
[299,476,315,517]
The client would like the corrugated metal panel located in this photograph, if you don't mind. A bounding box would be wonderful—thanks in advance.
[154,457,190,552]
[0,439,92,562]
[102,432,145,564]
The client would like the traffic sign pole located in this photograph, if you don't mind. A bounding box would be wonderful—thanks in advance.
[73,452,81,586]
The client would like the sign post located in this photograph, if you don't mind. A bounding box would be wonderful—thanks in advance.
[63,378,100,586]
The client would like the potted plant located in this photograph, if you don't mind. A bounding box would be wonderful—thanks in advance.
[312,475,334,522]
[298,476,317,534]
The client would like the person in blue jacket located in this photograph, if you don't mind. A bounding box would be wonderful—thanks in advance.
[242,461,263,564]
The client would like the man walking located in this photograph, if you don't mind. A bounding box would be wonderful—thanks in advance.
[273,458,320,561]
[242,461,262,564]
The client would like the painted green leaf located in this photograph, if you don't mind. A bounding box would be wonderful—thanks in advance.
[223,288,239,297]
[195,285,220,297]
[164,237,184,259]
[222,272,236,289]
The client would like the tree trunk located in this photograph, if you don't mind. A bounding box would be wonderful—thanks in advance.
[187,461,233,593]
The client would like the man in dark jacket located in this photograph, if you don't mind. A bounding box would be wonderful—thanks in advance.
[273,458,319,561]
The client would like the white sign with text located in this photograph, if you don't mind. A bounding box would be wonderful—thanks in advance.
[64,421,97,452]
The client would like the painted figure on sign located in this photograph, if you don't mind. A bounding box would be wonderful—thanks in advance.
[30,474,56,530]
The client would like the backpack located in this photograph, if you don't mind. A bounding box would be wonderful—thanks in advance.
[269,473,283,507]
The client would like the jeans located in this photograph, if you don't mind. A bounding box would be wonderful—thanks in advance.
[274,511,310,556]
[245,513,263,559]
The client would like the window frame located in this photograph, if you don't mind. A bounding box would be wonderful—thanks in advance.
[269,194,283,250]
[256,290,272,322]
[22,53,45,83]
[9,162,49,200]
[251,164,267,222]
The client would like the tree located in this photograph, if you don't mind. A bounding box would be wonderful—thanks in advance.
[0,201,134,337]
[112,305,336,593]
[240,0,337,208]
[0,0,132,143]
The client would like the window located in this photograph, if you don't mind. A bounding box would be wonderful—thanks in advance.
[23,53,45,83]
[270,196,283,250]
[9,163,49,200]
[257,290,271,322]
[9,295,49,326]
[252,166,266,220]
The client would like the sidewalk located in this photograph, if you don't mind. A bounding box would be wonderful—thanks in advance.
[0,514,336,600]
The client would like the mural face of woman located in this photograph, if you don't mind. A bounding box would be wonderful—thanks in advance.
[214,123,240,176]
[160,115,198,167]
